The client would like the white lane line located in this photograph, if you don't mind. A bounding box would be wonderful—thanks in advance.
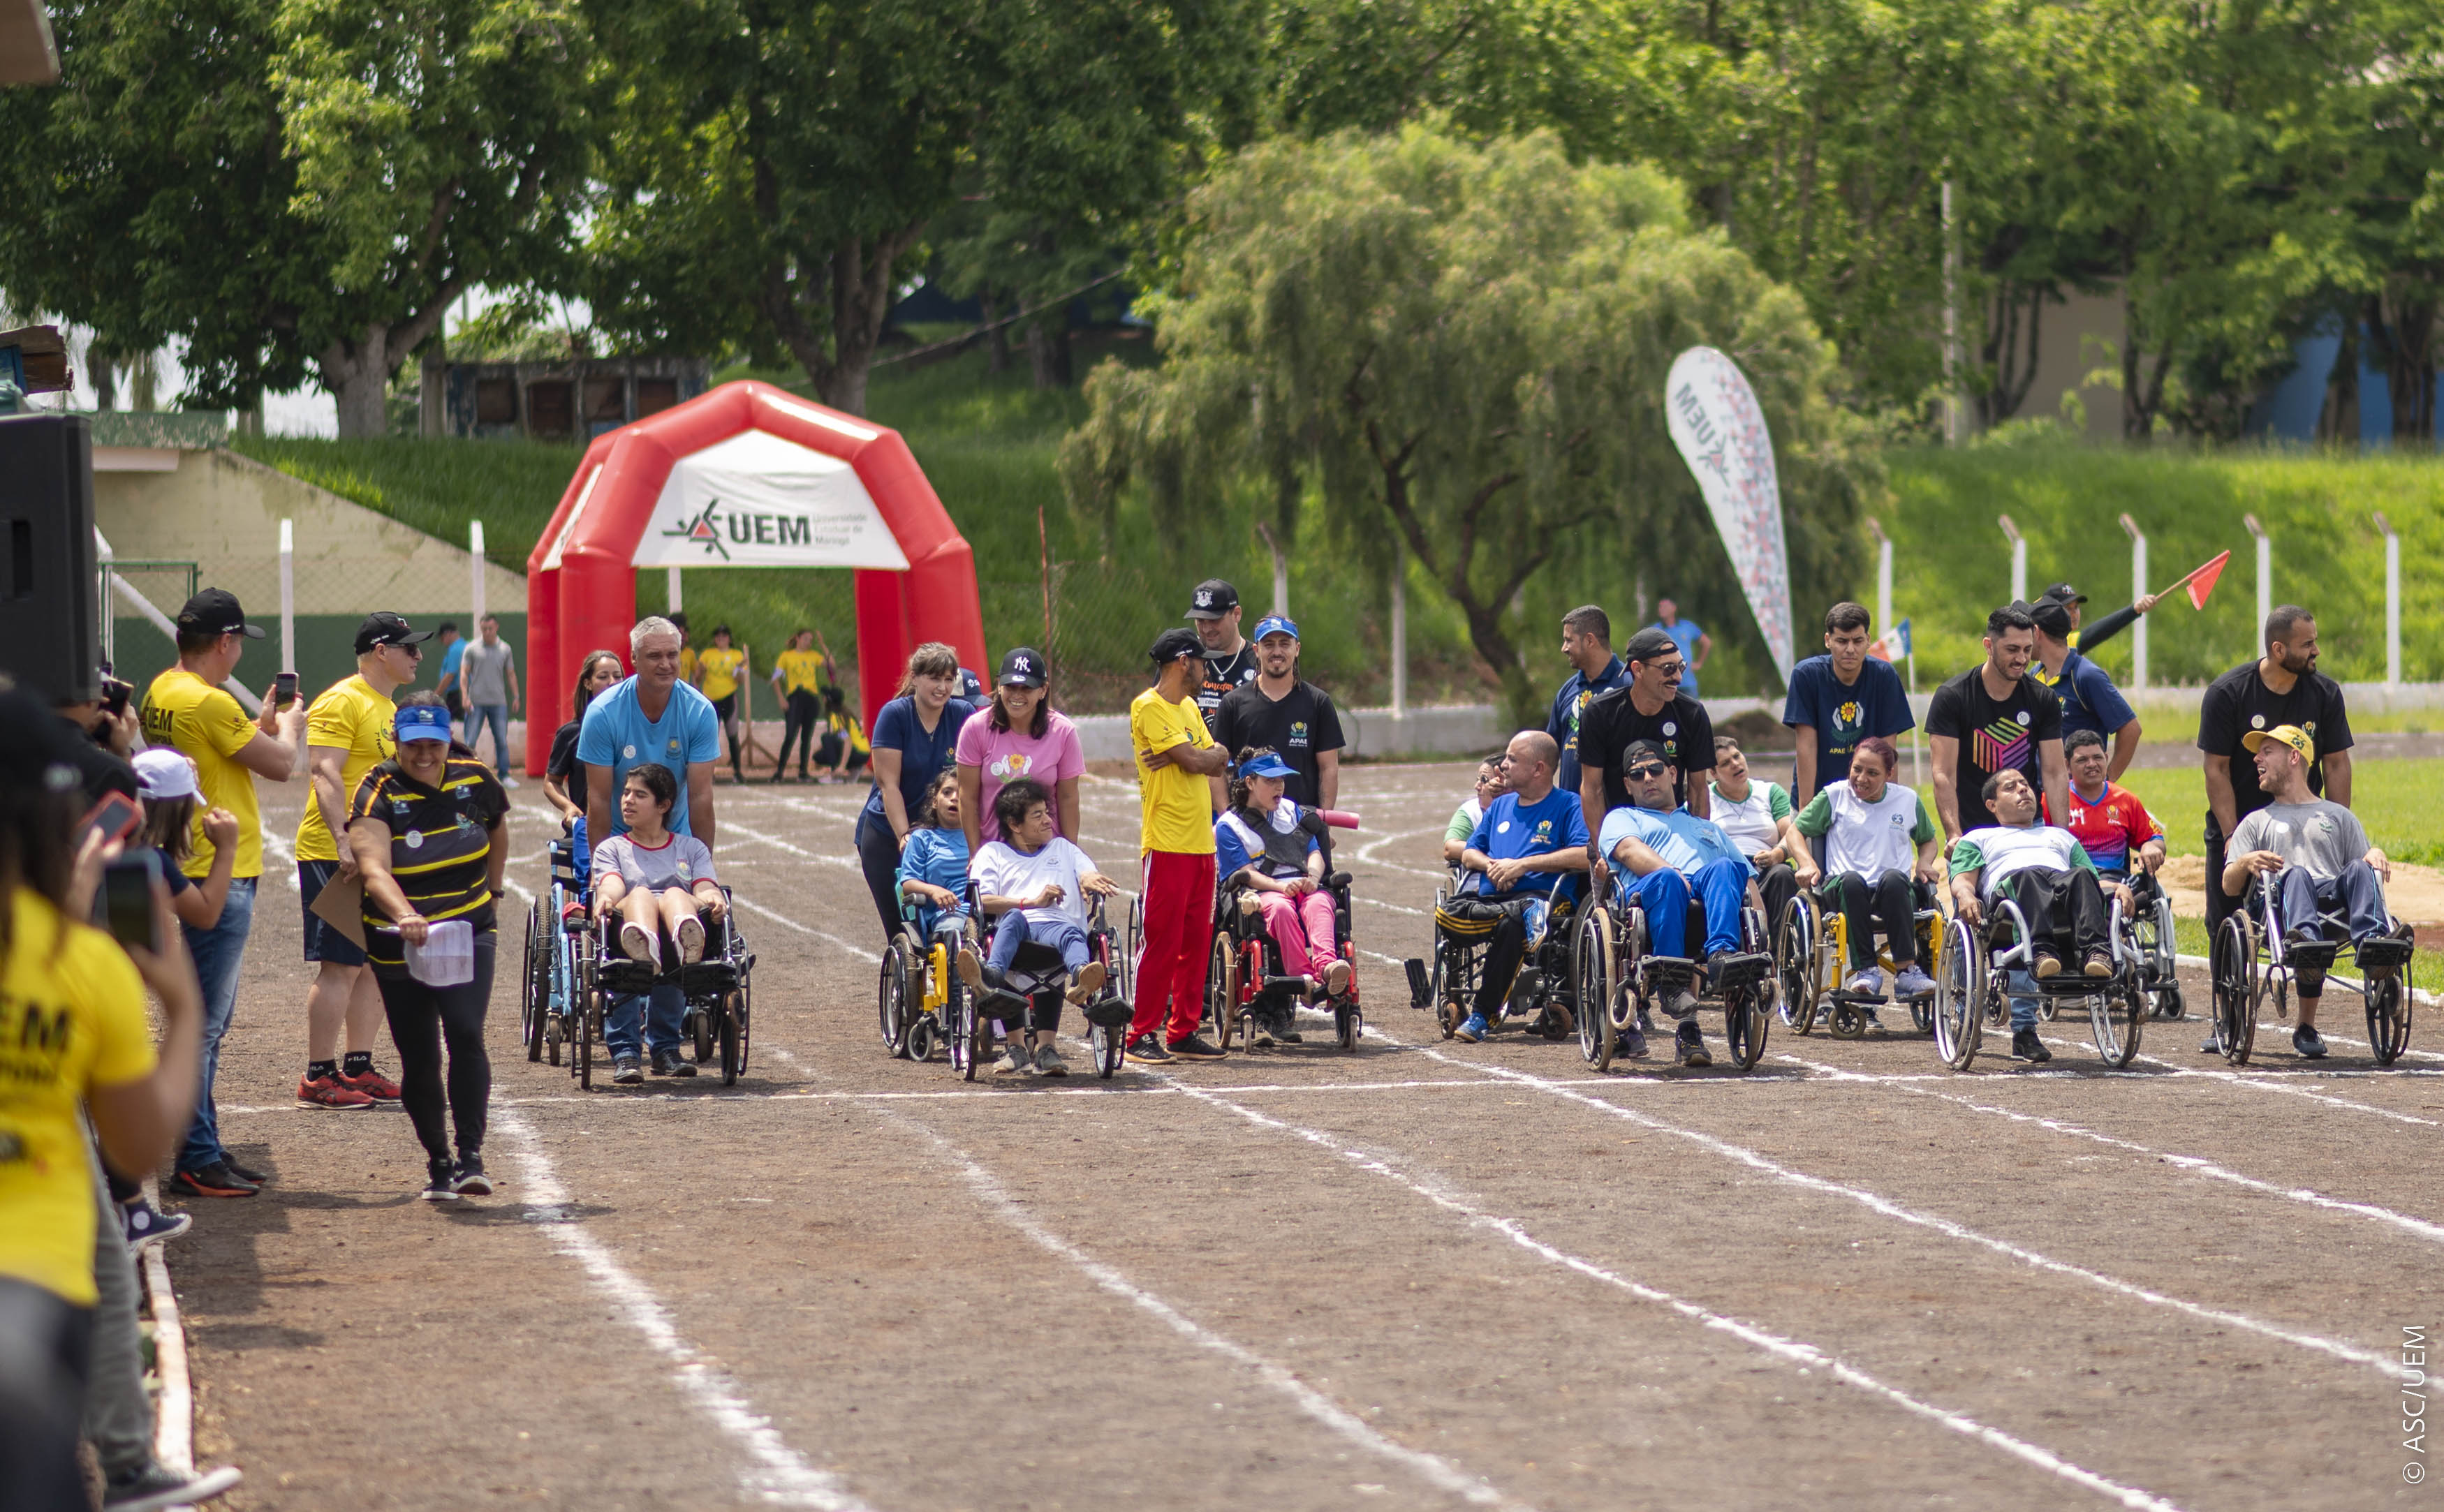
[2047,1036,2440,1127]
[1775,1052,2444,1253]
[1355,895,1435,919]
[724,820,866,873]
[1432,1053,2388,1374]
[1145,1067,2189,1512]
[730,894,883,963]
[1353,826,1455,881]
[490,1106,872,1509]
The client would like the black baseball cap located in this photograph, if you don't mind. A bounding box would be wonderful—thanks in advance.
[355,612,435,655]
[1622,739,1670,769]
[2040,581,2087,605]
[1148,627,1205,664]
[175,588,264,640]
[2030,599,2075,639]
[1185,579,1239,620]
[997,646,1047,688]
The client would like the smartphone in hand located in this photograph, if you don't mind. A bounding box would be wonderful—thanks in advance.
[96,850,162,954]
[274,671,299,710]
[77,792,142,852]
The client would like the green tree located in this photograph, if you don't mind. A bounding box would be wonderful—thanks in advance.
[1063,125,1871,718]
[0,0,593,435]
[584,0,1241,415]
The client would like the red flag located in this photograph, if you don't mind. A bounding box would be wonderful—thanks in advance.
[2186,550,2231,610]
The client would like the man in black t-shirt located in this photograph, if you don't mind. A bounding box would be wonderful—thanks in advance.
[2196,604,2353,939]
[1186,578,1259,719]
[1925,602,2066,840]
[1212,615,1346,810]
[1577,626,1715,828]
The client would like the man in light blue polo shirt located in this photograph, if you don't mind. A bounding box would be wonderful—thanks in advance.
[578,616,723,845]
[1596,739,1765,1066]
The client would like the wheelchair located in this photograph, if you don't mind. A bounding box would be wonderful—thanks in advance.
[1406,866,1579,1042]
[567,885,756,1089]
[902,886,1131,1081]
[1573,867,1772,1072]
[1204,870,1362,1053]
[1928,883,2148,1072]
[1772,864,1948,1042]
[519,833,586,1068]
[2208,870,2415,1067]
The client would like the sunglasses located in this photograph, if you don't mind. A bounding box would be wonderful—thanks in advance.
[1625,763,1669,780]
[1647,662,1685,677]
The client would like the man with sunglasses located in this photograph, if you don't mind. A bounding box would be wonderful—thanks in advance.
[1596,740,1769,1065]
[293,612,430,1112]
[1577,625,1715,859]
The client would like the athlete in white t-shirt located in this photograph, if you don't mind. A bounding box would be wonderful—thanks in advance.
[1790,736,1939,1007]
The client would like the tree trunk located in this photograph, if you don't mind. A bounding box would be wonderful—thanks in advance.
[980,293,1010,374]
[89,347,117,411]
[2316,315,2359,447]
[1026,317,1071,389]
[321,325,394,439]
[2378,286,2438,446]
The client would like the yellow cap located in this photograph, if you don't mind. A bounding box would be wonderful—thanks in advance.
[2241,724,2312,760]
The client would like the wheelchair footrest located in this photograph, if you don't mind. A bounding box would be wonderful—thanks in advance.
[678,962,739,995]
[1711,952,1770,993]
[1404,958,1432,1009]
[2283,939,2339,970]
[598,959,662,993]
[1260,974,1313,997]
[2357,935,2414,970]
[1081,996,1135,1030]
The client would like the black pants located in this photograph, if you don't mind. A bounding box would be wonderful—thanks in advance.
[1832,869,1917,968]
[776,690,821,775]
[0,1277,91,1512]
[376,935,496,1165]
[1756,864,1797,940]
[709,692,742,778]
[1438,892,1544,1021]
[1999,867,2107,959]
[856,810,904,944]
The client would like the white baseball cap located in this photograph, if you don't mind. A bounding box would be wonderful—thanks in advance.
[133,748,199,801]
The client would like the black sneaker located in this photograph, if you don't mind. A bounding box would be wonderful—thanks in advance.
[225,1159,270,1185]
[450,1152,492,1196]
[1674,1021,1711,1068]
[2011,1028,2053,1062]
[121,1197,191,1253]
[103,1462,242,1511]
[612,1055,645,1085]
[1278,1027,1303,1044]
[1126,1033,1174,1065]
[1168,1033,1227,1061]
[1620,1024,1649,1060]
[2292,1023,2328,1059]
[421,1157,459,1202]
[171,1162,259,1199]
[650,1048,698,1079]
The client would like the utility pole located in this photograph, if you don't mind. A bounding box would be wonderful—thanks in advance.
[2119,514,2147,692]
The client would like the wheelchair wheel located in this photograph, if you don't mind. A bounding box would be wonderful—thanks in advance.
[690,1004,716,1067]
[719,989,746,1085]
[878,944,912,1058]
[522,905,548,1062]
[1573,905,1614,1069]
[908,1014,936,1063]
[1931,918,1982,1072]
[2211,913,2260,1066]
[1089,1020,1126,1078]
[1721,976,1768,1072]
[1336,1002,1362,1051]
[2366,965,2414,1067]
[958,986,986,1083]
[1206,932,1239,1050]
[2154,981,2186,1021]
[1772,897,1818,1035]
[2091,981,2145,1068]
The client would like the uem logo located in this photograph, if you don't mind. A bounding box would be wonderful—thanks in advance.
[661,498,816,560]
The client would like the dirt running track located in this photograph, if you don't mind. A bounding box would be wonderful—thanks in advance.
[168,762,2437,1511]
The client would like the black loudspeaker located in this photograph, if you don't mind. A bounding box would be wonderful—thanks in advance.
[0,413,101,704]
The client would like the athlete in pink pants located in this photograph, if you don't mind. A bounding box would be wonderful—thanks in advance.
[1214,748,1354,998]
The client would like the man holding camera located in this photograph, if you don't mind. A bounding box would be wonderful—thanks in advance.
[142,588,305,1199]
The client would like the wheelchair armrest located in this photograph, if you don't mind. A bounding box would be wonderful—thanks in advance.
[1327,871,1353,891]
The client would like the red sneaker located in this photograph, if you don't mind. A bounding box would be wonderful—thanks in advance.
[339,1067,402,1102]
[297,1073,374,1109]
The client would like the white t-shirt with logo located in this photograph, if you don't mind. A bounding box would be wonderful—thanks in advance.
[1792,782,1934,879]
[1948,824,2094,898]
[970,835,1096,932]
[1708,779,1791,857]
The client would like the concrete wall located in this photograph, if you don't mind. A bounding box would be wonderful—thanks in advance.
[95,448,528,699]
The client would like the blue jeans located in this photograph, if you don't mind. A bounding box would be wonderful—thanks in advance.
[1622,859,1748,960]
[987,912,1090,974]
[606,983,684,1060]
[177,875,257,1173]
[469,702,511,775]
[2275,863,2387,945]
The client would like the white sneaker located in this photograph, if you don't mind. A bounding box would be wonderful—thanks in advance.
[1893,965,1937,1000]
[1842,967,1885,997]
[501,776,522,789]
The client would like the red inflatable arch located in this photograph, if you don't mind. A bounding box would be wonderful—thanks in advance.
[522,380,986,776]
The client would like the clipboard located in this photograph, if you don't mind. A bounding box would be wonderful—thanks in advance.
[309,870,369,949]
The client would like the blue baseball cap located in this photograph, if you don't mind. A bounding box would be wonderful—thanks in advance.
[394,704,452,743]
[1237,752,1297,780]
[1252,614,1299,643]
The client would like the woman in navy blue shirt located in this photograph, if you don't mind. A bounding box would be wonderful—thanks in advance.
[855,642,976,940]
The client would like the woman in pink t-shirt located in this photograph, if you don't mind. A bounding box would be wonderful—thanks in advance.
[956,646,1085,856]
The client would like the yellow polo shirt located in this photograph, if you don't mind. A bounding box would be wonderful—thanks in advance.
[1131,687,1216,855]
[0,889,154,1305]
[295,674,397,864]
[142,666,263,879]
[774,648,825,697]
[698,646,746,702]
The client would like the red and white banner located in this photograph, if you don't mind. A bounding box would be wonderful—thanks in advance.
[1665,347,1795,683]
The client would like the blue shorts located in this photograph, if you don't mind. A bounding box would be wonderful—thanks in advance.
[298,859,369,967]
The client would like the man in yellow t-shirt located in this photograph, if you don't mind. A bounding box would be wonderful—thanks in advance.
[1126,629,1231,1064]
[293,612,430,1111]
[141,588,303,1199]
[694,623,750,781]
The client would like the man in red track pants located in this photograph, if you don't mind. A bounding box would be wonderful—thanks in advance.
[1128,629,1231,1062]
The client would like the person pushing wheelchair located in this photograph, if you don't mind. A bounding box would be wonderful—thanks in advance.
[1947,766,2131,1063]
[2217,723,2403,1060]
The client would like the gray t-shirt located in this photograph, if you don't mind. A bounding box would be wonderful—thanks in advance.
[2228,799,2369,883]
[460,639,515,704]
